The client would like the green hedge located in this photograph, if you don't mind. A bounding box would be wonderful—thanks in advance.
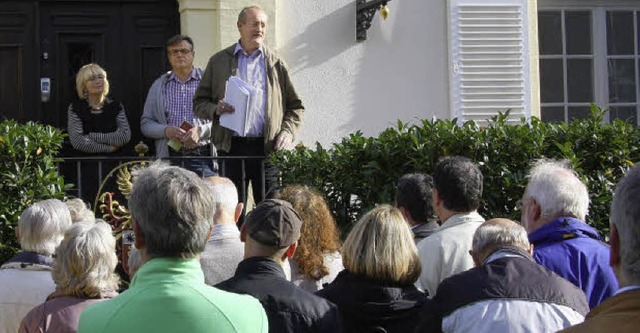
[271,106,639,238]
[0,120,68,263]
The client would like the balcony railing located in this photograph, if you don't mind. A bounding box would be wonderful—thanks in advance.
[58,155,267,209]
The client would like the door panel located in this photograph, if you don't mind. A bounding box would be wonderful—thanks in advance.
[0,1,36,122]
[0,46,23,121]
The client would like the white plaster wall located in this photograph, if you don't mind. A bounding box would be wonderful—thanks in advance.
[276,0,450,147]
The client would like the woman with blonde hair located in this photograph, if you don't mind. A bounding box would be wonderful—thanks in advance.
[278,185,343,292]
[19,220,119,332]
[316,204,429,332]
[66,63,131,204]
[67,63,130,154]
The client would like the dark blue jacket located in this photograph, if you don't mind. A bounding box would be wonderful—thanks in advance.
[529,217,618,309]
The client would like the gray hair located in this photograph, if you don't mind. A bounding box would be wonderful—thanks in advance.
[524,159,589,221]
[238,5,265,24]
[18,199,73,256]
[128,162,214,259]
[66,198,95,223]
[611,164,640,284]
[472,219,531,254]
[52,220,119,297]
[205,177,238,214]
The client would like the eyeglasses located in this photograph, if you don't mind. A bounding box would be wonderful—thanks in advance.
[87,74,105,82]
[169,48,193,56]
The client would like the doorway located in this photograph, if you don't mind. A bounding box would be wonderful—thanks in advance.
[0,0,179,154]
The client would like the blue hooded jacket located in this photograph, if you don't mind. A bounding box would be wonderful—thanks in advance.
[529,217,618,309]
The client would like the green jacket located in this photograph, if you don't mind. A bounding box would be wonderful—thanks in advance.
[193,44,304,153]
[78,258,268,333]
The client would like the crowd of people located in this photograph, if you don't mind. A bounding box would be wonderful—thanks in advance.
[1,154,639,332]
[3,4,639,333]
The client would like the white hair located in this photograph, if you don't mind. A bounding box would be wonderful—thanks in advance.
[18,199,73,256]
[52,220,119,297]
[66,198,95,223]
[472,220,531,254]
[205,177,238,213]
[524,159,590,221]
[611,165,640,284]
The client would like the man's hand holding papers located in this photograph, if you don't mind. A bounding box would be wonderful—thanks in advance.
[216,101,235,115]
[220,76,255,137]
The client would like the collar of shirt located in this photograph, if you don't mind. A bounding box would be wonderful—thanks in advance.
[234,41,263,58]
[167,67,201,83]
[210,223,241,241]
[483,247,533,265]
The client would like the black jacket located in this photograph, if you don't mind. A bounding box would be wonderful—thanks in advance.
[316,270,429,333]
[216,257,342,333]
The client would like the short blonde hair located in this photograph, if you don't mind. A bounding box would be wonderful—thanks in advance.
[75,63,110,99]
[52,220,120,297]
[342,205,421,284]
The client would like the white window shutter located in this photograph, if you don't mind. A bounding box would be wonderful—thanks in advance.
[448,0,531,124]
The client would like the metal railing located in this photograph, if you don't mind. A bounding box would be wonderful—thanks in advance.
[58,155,268,208]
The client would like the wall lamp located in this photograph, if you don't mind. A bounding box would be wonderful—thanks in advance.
[356,0,392,42]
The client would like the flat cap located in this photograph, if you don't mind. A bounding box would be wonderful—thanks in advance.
[244,199,302,248]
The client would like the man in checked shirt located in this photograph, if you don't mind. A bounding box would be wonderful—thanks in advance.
[141,35,217,178]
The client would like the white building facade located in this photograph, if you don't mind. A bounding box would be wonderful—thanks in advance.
[179,0,637,147]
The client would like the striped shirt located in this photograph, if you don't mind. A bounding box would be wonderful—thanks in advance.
[67,99,131,154]
[234,42,267,137]
[165,68,210,135]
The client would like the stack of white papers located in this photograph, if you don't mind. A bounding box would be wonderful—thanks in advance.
[221,76,255,136]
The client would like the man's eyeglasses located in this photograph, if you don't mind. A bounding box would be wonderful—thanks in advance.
[87,74,105,82]
[169,49,193,56]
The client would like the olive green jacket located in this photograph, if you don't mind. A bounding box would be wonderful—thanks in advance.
[193,44,304,153]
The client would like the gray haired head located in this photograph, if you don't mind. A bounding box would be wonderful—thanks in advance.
[18,199,73,256]
[611,164,640,284]
[472,218,531,256]
[128,161,214,259]
[524,159,589,221]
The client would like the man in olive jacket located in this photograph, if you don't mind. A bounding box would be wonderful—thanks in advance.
[193,5,304,207]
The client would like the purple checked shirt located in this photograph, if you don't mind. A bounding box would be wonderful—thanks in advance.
[234,42,267,137]
[165,68,211,145]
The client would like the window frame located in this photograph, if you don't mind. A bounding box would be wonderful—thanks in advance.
[538,2,640,125]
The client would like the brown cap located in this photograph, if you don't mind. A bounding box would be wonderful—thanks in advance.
[244,199,302,248]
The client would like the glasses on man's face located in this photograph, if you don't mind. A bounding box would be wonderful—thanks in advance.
[87,74,105,82]
[169,48,193,56]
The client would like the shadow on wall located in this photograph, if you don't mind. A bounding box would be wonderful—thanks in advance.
[349,0,448,136]
[279,0,448,144]
[280,2,355,73]
[279,2,358,145]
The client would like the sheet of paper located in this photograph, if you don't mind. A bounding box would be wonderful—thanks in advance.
[221,76,255,136]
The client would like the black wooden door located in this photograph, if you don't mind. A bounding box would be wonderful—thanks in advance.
[0,1,38,123]
[0,0,178,154]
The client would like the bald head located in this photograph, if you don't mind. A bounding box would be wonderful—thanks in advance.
[205,177,242,224]
[471,218,532,265]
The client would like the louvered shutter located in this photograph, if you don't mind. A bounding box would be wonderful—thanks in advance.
[448,0,531,124]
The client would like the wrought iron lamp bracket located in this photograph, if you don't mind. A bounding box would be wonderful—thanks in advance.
[356,0,391,42]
